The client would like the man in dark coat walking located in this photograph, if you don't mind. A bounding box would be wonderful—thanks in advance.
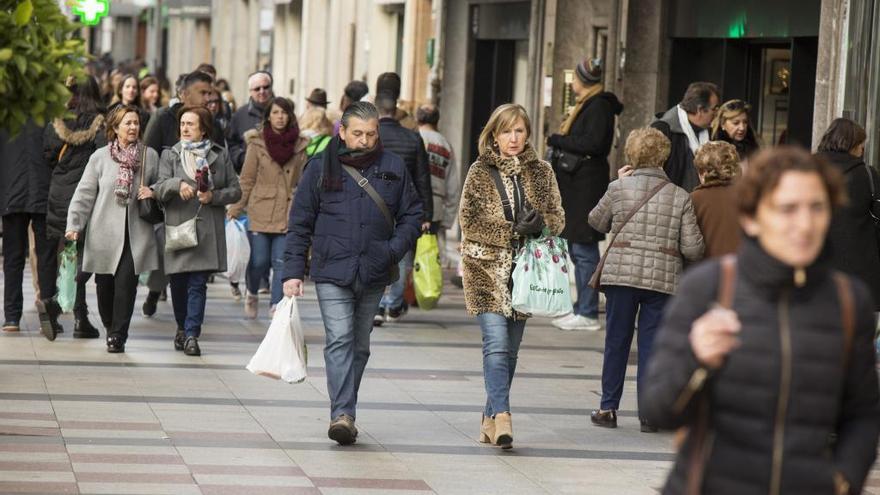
[228,71,274,172]
[651,82,721,192]
[546,58,623,331]
[0,122,57,334]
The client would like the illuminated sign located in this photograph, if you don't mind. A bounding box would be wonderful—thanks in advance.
[72,0,110,26]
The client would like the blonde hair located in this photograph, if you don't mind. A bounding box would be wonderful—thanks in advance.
[624,127,670,168]
[711,99,751,139]
[300,107,333,136]
[693,141,740,183]
[477,103,531,156]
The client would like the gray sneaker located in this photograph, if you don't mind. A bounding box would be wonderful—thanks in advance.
[328,414,358,445]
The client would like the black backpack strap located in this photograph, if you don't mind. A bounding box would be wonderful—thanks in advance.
[489,167,515,222]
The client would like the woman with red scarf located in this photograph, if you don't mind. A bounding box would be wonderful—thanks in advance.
[228,97,309,318]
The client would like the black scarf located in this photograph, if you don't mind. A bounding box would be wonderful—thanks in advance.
[321,135,384,191]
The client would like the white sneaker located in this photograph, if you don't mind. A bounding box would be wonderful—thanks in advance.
[557,315,601,332]
[551,313,576,328]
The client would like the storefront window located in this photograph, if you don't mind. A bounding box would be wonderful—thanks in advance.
[842,0,880,165]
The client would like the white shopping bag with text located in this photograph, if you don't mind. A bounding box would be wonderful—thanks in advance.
[246,296,308,383]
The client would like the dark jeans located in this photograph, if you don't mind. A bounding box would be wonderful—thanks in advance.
[570,242,600,318]
[246,232,285,305]
[2,213,58,323]
[94,231,138,341]
[600,285,669,414]
[169,271,211,338]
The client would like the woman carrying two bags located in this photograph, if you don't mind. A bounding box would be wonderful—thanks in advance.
[65,105,160,353]
[153,107,241,356]
[459,104,565,449]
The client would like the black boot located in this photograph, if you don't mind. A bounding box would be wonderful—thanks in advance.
[142,291,160,317]
[174,327,186,351]
[106,335,125,353]
[35,298,64,341]
[73,317,100,339]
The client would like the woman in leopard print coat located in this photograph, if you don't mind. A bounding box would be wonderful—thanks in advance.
[459,104,565,450]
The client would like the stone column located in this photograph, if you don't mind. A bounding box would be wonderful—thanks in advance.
[812,0,847,149]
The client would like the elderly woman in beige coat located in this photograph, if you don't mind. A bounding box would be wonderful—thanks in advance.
[460,104,565,449]
[228,97,309,318]
[66,105,160,353]
[587,127,704,432]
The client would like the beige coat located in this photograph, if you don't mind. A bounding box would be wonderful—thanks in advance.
[66,145,160,275]
[588,168,704,294]
[227,129,309,233]
[459,146,565,318]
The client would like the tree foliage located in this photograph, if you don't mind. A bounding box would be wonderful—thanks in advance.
[0,0,87,135]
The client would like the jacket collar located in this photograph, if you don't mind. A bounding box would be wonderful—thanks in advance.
[248,99,266,117]
[816,150,865,174]
[479,145,540,177]
[172,141,221,165]
[631,167,670,180]
[737,235,831,298]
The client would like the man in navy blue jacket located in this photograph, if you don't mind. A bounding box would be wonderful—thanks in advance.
[283,101,422,445]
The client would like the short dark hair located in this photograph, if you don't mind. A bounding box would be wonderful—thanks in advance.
[416,104,440,126]
[376,72,401,100]
[680,82,721,113]
[195,63,216,78]
[374,91,397,116]
[341,101,379,128]
[262,97,297,131]
[736,146,846,218]
[177,105,214,140]
[182,71,214,90]
[817,118,867,153]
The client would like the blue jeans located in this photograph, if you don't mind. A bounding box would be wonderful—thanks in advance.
[169,271,211,338]
[380,250,414,310]
[247,232,286,305]
[600,285,669,413]
[570,242,599,318]
[316,279,385,419]
[478,313,526,417]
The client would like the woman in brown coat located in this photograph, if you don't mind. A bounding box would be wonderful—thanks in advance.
[228,97,309,318]
[460,104,565,449]
[691,141,741,258]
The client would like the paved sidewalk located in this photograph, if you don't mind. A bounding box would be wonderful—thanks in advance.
[1,272,877,494]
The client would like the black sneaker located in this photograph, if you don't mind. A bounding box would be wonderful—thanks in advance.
[184,336,201,356]
[328,414,358,445]
[174,328,186,351]
[2,321,20,332]
[590,409,617,428]
[386,304,408,322]
[142,291,159,317]
[73,318,100,339]
[373,308,386,327]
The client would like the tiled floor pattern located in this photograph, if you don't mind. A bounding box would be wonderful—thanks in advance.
[1,269,877,494]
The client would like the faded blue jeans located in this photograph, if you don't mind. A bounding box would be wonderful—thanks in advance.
[247,232,286,306]
[478,312,526,417]
[315,279,385,420]
[380,250,414,310]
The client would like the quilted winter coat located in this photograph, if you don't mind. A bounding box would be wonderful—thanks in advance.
[588,167,704,294]
[459,146,565,318]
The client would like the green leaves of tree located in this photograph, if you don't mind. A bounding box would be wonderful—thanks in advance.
[1,0,87,134]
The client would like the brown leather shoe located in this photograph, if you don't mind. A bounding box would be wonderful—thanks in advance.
[328,414,358,445]
[493,412,513,449]
[479,414,495,444]
[590,409,617,428]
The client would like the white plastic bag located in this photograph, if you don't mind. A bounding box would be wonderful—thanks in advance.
[246,296,308,383]
[224,219,250,284]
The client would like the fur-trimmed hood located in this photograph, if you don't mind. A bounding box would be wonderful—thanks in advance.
[52,114,104,146]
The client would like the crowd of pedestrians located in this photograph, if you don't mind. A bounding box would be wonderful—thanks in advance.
[0,51,878,493]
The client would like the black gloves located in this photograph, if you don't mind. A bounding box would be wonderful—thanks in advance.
[514,209,545,236]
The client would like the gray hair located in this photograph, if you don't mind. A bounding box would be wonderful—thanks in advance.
[341,101,379,127]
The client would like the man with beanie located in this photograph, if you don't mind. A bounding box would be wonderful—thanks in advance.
[546,58,623,332]
[373,89,433,324]
[651,82,721,191]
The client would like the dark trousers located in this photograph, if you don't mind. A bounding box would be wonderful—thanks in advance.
[169,271,211,338]
[73,236,93,319]
[2,213,58,323]
[600,285,669,414]
[94,230,138,341]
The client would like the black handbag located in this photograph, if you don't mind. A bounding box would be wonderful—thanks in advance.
[551,147,583,173]
[137,146,164,225]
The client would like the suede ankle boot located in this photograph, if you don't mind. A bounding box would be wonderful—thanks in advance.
[479,414,495,444]
[493,412,513,449]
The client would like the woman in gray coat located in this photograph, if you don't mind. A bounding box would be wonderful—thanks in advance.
[587,127,704,432]
[66,105,160,353]
[153,106,241,356]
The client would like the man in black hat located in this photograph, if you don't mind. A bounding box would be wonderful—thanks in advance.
[306,88,329,111]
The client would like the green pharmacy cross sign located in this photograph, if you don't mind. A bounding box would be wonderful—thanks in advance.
[72,0,110,26]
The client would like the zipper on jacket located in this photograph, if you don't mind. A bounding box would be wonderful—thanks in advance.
[770,290,792,495]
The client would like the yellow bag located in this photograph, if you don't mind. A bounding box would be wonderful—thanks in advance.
[413,233,443,310]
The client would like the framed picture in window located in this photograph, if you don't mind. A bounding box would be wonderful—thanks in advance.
[770,59,791,95]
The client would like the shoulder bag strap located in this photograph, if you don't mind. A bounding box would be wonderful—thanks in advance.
[488,167,515,222]
[832,272,856,369]
[866,164,876,199]
[341,165,394,230]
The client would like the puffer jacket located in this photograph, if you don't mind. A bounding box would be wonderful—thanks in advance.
[0,121,49,216]
[460,145,565,318]
[588,167,704,294]
[643,238,879,495]
[227,129,310,233]
[379,117,433,222]
[43,113,106,239]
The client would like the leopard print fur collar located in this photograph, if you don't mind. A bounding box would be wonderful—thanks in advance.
[478,145,540,177]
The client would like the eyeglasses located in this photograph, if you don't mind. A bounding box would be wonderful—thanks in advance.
[250,85,271,92]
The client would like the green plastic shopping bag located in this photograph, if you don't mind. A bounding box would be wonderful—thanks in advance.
[413,233,443,310]
[511,233,572,317]
[56,243,77,313]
